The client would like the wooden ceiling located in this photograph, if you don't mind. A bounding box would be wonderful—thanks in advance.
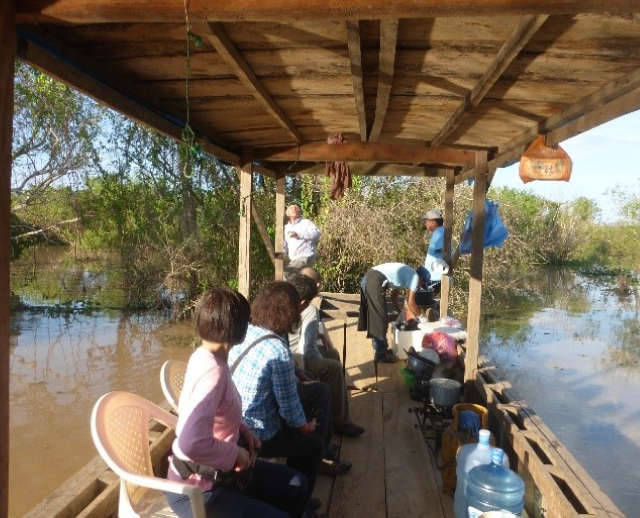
[14,1,640,178]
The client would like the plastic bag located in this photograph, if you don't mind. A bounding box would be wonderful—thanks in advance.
[422,331,458,362]
[459,199,509,255]
[440,316,462,328]
[519,135,572,184]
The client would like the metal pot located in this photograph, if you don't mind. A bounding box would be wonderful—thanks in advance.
[411,377,431,400]
[415,287,435,306]
[429,378,461,407]
[405,350,437,379]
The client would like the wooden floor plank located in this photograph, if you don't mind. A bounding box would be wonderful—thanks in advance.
[328,390,386,518]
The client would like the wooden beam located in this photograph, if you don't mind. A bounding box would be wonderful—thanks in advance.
[346,21,368,142]
[275,177,286,281]
[290,162,454,177]
[251,200,276,264]
[254,142,475,166]
[547,86,640,146]
[18,0,640,23]
[465,151,487,383]
[439,169,455,319]
[238,148,253,298]
[18,32,240,166]
[368,19,398,142]
[0,5,14,517]
[198,22,303,145]
[0,6,15,518]
[492,66,640,171]
[253,164,278,179]
[430,14,548,147]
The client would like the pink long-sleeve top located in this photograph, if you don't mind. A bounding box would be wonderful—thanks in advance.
[167,346,248,491]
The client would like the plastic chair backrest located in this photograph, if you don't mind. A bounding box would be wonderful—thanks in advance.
[90,391,203,518]
[160,359,188,413]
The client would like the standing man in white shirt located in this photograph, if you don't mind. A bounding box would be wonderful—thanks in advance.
[284,202,321,280]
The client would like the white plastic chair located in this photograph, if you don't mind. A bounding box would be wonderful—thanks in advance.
[160,359,188,413]
[91,391,205,518]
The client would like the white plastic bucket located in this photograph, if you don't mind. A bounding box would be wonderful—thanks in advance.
[392,328,424,360]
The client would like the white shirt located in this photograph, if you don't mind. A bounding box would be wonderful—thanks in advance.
[284,217,321,261]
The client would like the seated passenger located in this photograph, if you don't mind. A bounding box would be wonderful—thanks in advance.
[289,274,365,439]
[229,282,325,501]
[166,287,308,518]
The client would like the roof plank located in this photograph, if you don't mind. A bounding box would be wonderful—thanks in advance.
[197,22,304,144]
[430,14,548,147]
[17,33,240,165]
[368,19,399,142]
[18,0,640,24]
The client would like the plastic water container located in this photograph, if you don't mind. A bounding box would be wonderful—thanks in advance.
[453,430,508,518]
[392,328,424,360]
[466,448,524,518]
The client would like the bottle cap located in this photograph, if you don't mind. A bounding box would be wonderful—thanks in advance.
[478,429,490,445]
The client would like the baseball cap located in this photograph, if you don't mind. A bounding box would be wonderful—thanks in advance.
[421,209,442,221]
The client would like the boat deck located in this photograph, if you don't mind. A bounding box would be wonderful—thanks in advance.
[314,293,455,518]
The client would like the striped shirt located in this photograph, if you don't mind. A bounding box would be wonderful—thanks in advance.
[229,324,307,441]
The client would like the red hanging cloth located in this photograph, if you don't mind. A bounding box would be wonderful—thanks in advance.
[325,133,352,200]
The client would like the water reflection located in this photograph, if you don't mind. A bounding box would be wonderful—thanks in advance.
[9,310,194,517]
[481,267,640,517]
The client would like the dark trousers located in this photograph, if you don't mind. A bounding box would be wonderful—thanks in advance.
[297,380,333,454]
[260,422,324,495]
[166,459,308,518]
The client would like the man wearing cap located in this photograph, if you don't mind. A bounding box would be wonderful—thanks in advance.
[284,202,321,279]
[357,263,430,363]
[422,209,446,288]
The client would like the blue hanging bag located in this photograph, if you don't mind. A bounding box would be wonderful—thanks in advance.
[459,199,509,255]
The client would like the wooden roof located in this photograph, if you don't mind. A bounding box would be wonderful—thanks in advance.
[15,1,640,179]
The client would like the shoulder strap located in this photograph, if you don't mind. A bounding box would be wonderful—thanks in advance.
[230,333,281,375]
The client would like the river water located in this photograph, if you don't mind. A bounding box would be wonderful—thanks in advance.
[8,250,640,516]
[478,268,640,517]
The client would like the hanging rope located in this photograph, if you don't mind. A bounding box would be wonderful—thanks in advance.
[182,0,202,179]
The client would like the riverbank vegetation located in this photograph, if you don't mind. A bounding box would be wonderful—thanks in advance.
[11,64,640,314]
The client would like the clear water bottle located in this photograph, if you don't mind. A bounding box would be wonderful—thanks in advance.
[465,448,524,518]
[454,430,508,518]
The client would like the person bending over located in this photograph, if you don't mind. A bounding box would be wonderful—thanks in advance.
[358,263,429,363]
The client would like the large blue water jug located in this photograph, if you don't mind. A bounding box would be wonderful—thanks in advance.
[465,448,524,518]
[453,430,508,518]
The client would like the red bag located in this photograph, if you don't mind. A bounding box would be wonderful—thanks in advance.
[519,135,572,184]
[422,331,458,362]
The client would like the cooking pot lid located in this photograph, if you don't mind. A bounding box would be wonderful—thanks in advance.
[418,348,440,364]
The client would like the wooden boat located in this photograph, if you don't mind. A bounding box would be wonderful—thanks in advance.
[22,292,622,518]
[3,1,639,516]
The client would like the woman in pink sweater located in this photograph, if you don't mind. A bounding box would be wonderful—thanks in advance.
[166,288,309,518]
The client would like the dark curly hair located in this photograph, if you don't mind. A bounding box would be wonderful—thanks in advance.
[251,281,301,335]
[288,274,319,303]
[195,287,251,345]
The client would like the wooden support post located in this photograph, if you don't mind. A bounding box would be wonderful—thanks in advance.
[0,3,15,517]
[274,175,285,280]
[237,148,253,298]
[440,168,455,318]
[465,152,487,382]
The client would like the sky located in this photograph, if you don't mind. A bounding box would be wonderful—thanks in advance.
[491,109,640,222]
